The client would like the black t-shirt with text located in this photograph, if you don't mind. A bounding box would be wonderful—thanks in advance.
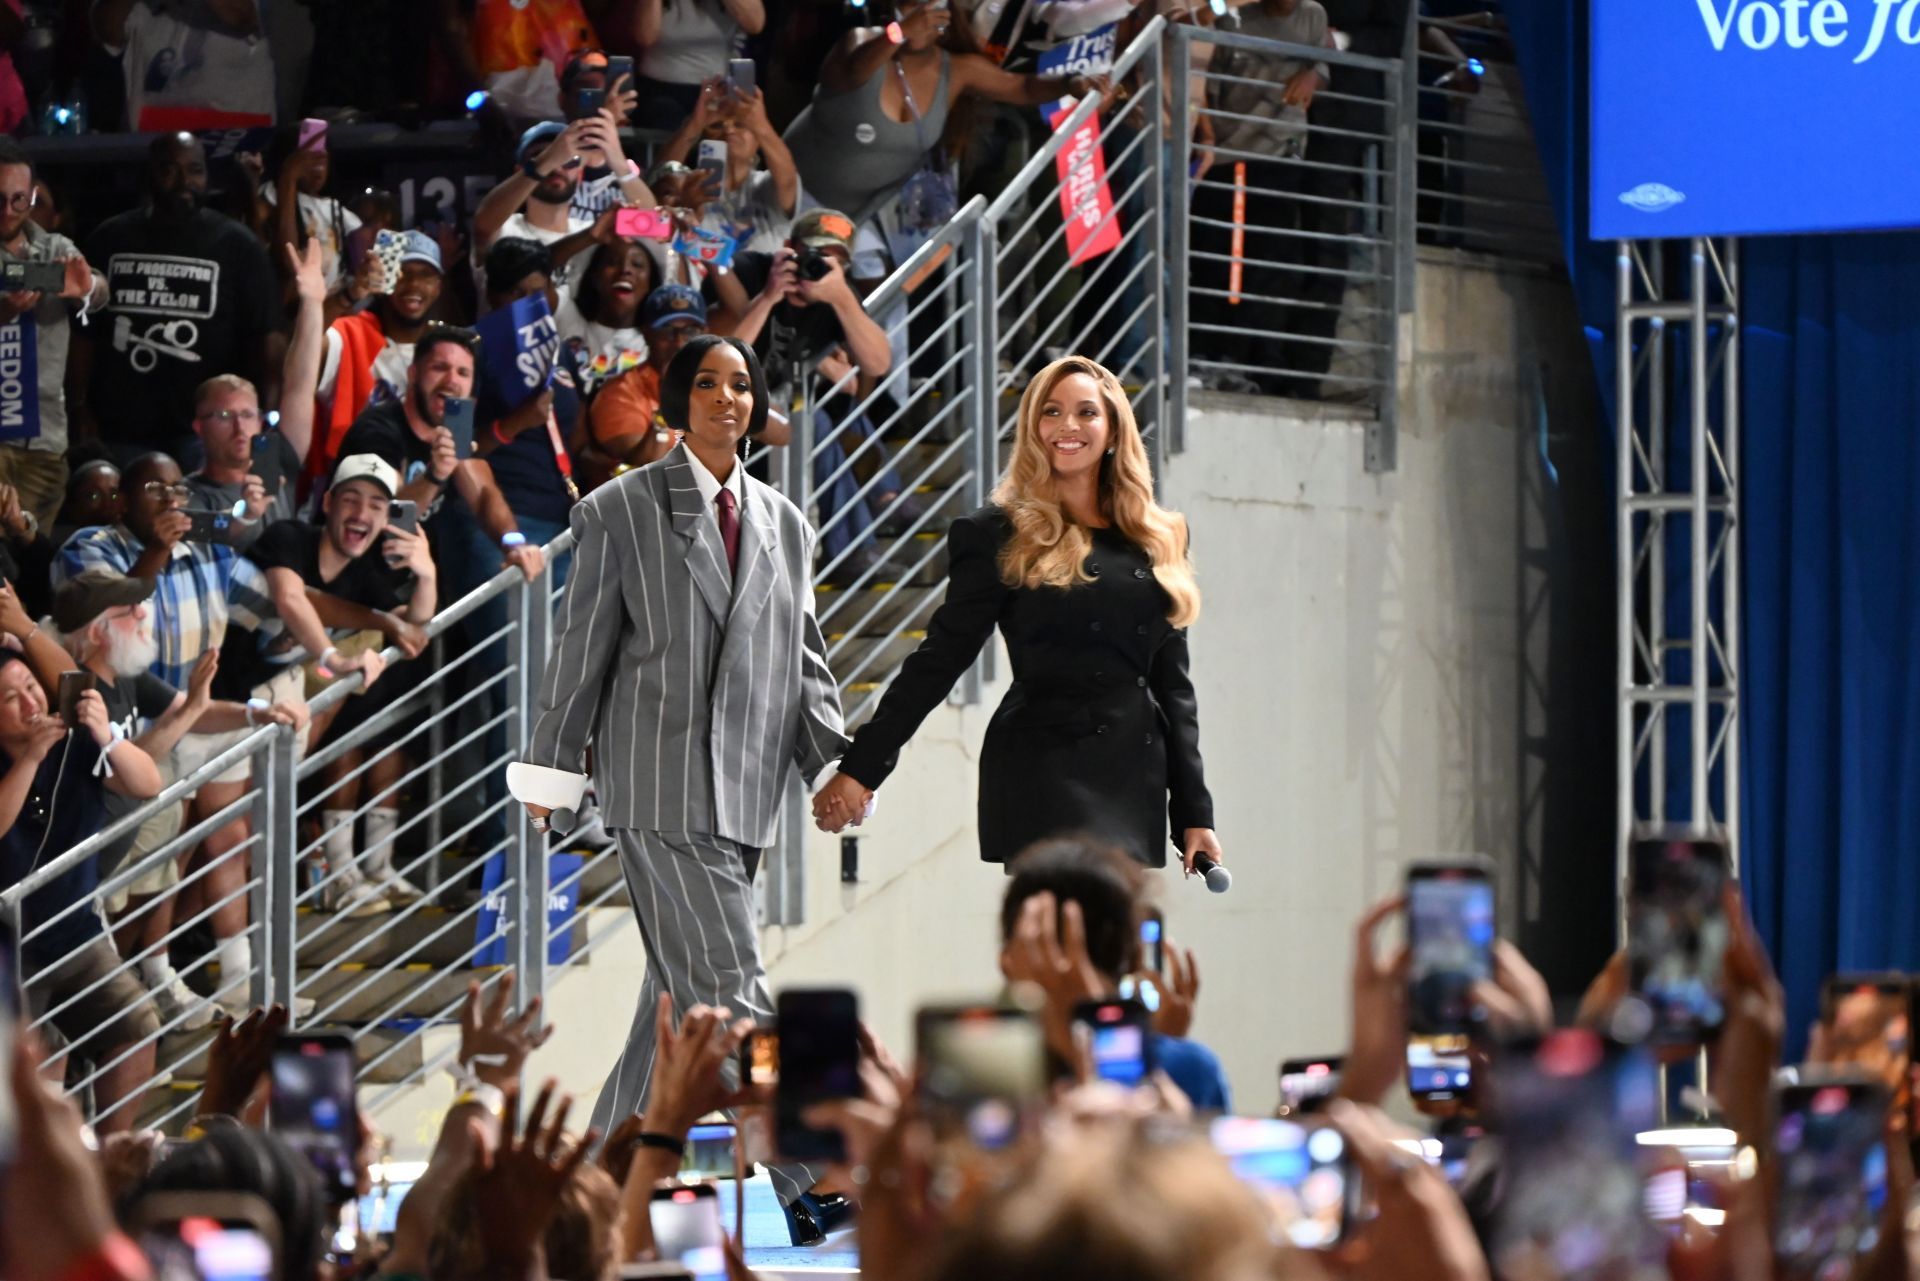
[86,206,281,453]
[97,670,180,873]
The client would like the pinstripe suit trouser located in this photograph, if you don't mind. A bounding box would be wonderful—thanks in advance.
[588,827,820,1206]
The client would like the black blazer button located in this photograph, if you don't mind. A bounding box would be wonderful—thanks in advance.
[1091,621,1102,632]
[1089,562,1102,576]
[1134,568,1148,579]
[1096,724,1108,735]
[1135,676,1146,687]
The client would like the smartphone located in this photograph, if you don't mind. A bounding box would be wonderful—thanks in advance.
[1405,859,1495,1099]
[1814,974,1912,1130]
[268,1034,361,1202]
[1626,835,1731,1044]
[1277,1055,1343,1118]
[1072,998,1155,1087]
[606,55,635,96]
[184,508,241,546]
[1488,1030,1664,1281]
[1210,1116,1354,1249]
[387,499,419,536]
[443,397,477,460]
[915,1005,1047,1151]
[681,1121,739,1181]
[727,58,756,96]
[573,85,607,121]
[1774,1076,1891,1279]
[616,207,677,241]
[248,432,284,498]
[297,117,328,153]
[649,1182,726,1281]
[738,1027,777,1089]
[0,258,65,293]
[773,988,859,1162]
[695,139,727,191]
[355,1179,414,1240]
[57,669,96,729]
[127,1192,282,1281]
[1140,907,1164,973]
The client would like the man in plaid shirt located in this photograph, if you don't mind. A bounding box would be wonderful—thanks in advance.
[54,453,278,688]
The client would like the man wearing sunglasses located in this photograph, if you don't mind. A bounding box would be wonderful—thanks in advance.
[0,136,108,531]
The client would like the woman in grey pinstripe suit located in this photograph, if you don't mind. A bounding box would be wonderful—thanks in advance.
[516,336,849,1230]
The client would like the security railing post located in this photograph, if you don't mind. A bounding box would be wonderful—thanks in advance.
[973,213,999,690]
[506,575,545,1006]
[1148,34,1171,472]
[1395,13,1419,317]
[1168,22,1192,450]
[262,728,297,1020]
[425,635,445,894]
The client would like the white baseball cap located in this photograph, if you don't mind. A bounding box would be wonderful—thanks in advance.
[329,453,401,497]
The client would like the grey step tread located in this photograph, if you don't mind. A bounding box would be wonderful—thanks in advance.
[295,904,487,968]
[298,962,508,1026]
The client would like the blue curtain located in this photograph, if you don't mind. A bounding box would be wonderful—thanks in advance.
[1742,234,1920,1040]
[1504,3,1920,1037]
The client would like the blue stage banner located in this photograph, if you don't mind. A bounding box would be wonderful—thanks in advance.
[475,292,559,406]
[1590,1,1920,239]
[0,317,39,441]
[474,851,583,968]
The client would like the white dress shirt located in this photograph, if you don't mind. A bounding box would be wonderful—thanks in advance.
[684,445,747,517]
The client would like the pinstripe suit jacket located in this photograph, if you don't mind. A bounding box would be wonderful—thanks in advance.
[524,444,849,848]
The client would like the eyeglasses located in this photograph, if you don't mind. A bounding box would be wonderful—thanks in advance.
[0,192,35,212]
[198,408,260,426]
[140,482,193,501]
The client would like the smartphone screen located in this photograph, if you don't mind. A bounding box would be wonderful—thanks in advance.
[1774,1079,1891,1278]
[1140,909,1164,972]
[1626,836,1731,1043]
[739,1028,777,1089]
[916,1006,1046,1152]
[728,58,756,95]
[1277,1056,1342,1117]
[773,989,858,1162]
[1210,1116,1352,1249]
[269,1035,361,1201]
[443,397,477,460]
[1405,860,1494,1099]
[649,1184,725,1281]
[1072,999,1155,1087]
[184,509,240,546]
[1815,975,1912,1129]
[138,1220,275,1281]
[1489,1030,1664,1281]
[680,1122,737,1181]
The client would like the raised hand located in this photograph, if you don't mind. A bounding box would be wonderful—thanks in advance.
[1003,891,1111,1059]
[1339,895,1409,1107]
[1149,941,1200,1039]
[198,1004,291,1119]
[286,238,326,304]
[458,972,555,1091]
[640,994,754,1140]
[470,1081,596,1272]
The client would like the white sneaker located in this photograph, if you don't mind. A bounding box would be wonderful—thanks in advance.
[320,868,392,918]
[373,870,426,906]
[149,973,216,1032]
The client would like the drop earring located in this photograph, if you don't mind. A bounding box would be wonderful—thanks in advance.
[1104,447,1115,456]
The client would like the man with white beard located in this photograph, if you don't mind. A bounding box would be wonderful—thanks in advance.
[51,567,307,1026]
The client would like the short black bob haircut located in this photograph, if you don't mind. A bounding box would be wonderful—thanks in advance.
[658,335,770,439]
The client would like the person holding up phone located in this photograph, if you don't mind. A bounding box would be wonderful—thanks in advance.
[333,328,545,582]
[622,2,766,130]
[473,118,657,299]
[659,80,804,257]
[264,118,361,301]
[0,646,163,1134]
[183,373,301,551]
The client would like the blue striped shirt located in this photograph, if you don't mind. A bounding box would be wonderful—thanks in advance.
[54,526,279,691]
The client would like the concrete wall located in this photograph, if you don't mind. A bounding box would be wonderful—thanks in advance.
[376,249,1598,1150]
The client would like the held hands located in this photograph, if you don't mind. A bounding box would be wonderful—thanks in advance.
[812,770,873,832]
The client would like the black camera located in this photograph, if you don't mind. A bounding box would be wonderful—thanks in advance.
[0,259,65,293]
[795,248,835,283]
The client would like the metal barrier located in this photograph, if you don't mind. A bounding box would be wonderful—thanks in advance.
[1408,7,1560,264]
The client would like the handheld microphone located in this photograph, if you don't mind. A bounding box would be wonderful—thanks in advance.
[1191,854,1232,894]
[547,807,576,836]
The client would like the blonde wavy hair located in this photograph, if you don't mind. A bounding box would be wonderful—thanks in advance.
[992,357,1201,628]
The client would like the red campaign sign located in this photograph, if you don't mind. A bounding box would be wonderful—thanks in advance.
[1048,105,1122,267]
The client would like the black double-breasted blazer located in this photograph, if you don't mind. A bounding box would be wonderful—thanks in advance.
[839,505,1213,866]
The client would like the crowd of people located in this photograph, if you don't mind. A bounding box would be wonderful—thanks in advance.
[2,831,1913,1281]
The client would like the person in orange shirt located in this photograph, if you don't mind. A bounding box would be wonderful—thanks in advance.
[581,284,705,487]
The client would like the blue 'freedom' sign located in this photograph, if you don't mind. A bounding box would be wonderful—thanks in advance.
[1590,0,1920,239]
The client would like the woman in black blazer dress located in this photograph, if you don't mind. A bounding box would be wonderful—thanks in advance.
[816,357,1223,873]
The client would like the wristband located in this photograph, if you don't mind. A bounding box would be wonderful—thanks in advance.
[500,531,527,550]
[245,697,270,726]
[452,1082,507,1117]
[492,420,511,445]
[316,647,341,677]
[520,157,547,181]
[635,1130,687,1159]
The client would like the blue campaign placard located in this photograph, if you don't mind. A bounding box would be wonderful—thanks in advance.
[474,851,583,968]
[1036,23,1117,120]
[1590,0,1920,239]
[0,316,38,441]
[475,291,559,406]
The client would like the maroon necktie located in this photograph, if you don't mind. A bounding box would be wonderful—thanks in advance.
[715,487,740,577]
